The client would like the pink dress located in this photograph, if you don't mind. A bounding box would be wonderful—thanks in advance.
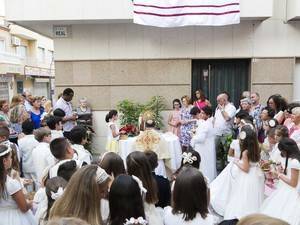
[194,100,208,109]
[168,110,181,137]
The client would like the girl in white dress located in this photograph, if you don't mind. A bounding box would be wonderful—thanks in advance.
[164,166,214,225]
[210,125,265,218]
[108,174,147,225]
[190,106,216,181]
[126,151,163,225]
[105,110,124,152]
[260,138,300,225]
[0,144,37,225]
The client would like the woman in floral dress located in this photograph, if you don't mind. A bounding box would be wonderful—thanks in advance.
[179,95,196,152]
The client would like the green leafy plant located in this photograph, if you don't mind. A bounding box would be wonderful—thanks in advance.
[144,96,166,129]
[117,96,167,129]
[116,99,144,127]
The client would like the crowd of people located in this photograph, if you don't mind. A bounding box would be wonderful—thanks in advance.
[0,87,299,225]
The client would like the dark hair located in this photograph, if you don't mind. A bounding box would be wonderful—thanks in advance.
[287,102,300,114]
[274,125,289,139]
[57,160,78,182]
[239,126,260,162]
[190,106,200,116]
[172,167,208,220]
[278,138,300,174]
[22,120,35,135]
[144,151,158,171]
[0,100,8,110]
[63,88,74,96]
[99,152,125,177]
[267,94,288,113]
[109,175,146,225]
[105,110,118,123]
[45,177,68,220]
[50,137,70,160]
[235,110,250,120]
[180,148,201,169]
[172,99,181,109]
[0,145,10,200]
[46,116,62,130]
[201,106,212,117]
[0,126,9,139]
[69,126,87,145]
[53,108,66,118]
[262,106,275,119]
[174,148,201,179]
[126,151,158,204]
[195,89,206,101]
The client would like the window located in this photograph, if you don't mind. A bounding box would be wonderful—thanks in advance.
[0,40,5,52]
[16,46,27,58]
[38,47,45,62]
[17,81,23,94]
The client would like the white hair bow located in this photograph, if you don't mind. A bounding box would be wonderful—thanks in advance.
[132,175,147,195]
[124,217,148,225]
[51,187,64,200]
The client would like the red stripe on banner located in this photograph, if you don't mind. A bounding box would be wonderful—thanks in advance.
[134,3,239,9]
[133,10,240,17]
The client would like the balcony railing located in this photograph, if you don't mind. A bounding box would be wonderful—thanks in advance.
[0,51,23,65]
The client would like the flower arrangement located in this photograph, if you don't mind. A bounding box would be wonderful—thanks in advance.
[119,124,138,137]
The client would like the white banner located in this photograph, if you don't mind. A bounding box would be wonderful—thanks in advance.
[133,0,240,27]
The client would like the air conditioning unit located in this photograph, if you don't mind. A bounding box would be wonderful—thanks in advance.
[11,36,21,46]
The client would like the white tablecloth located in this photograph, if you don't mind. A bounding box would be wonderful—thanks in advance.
[119,132,182,177]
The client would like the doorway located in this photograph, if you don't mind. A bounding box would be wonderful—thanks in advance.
[192,59,250,109]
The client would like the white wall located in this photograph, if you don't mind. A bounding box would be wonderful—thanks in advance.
[5,0,273,22]
[287,0,300,20]
[49,18,300,61]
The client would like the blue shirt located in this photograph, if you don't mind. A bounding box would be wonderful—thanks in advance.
[31,108,44,129]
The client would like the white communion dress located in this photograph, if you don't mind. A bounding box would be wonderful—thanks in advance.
[260,158,300,225]
[210,159,265,219]
[0,176,37,225]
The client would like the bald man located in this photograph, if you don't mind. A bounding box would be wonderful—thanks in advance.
[214,93,236,171]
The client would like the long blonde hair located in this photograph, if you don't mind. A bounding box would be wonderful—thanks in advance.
[49,165,109,225]
[237,214,289,225]
[10,95,23,109]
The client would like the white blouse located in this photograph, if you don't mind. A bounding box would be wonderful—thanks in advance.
[163,206,214,225]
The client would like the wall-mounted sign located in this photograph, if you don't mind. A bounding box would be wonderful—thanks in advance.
[24,66,54,77]
[53,25,71,38]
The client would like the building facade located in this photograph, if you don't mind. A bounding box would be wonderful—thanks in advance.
[0,1,54,101]
[5,0,300,152]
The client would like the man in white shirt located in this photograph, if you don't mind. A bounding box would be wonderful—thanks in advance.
[54,88,77,140]
[214,93,236,172]
[23,90,33,112]
[32,127,55,187]
[18,120,39,191]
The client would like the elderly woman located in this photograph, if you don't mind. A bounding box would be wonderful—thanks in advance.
[76,97,92,126]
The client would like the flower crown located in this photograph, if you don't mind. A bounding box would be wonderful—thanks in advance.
[0,142,12,157]
[182,152,197,165]
[95,167,109,184]
[124,217,148,225]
